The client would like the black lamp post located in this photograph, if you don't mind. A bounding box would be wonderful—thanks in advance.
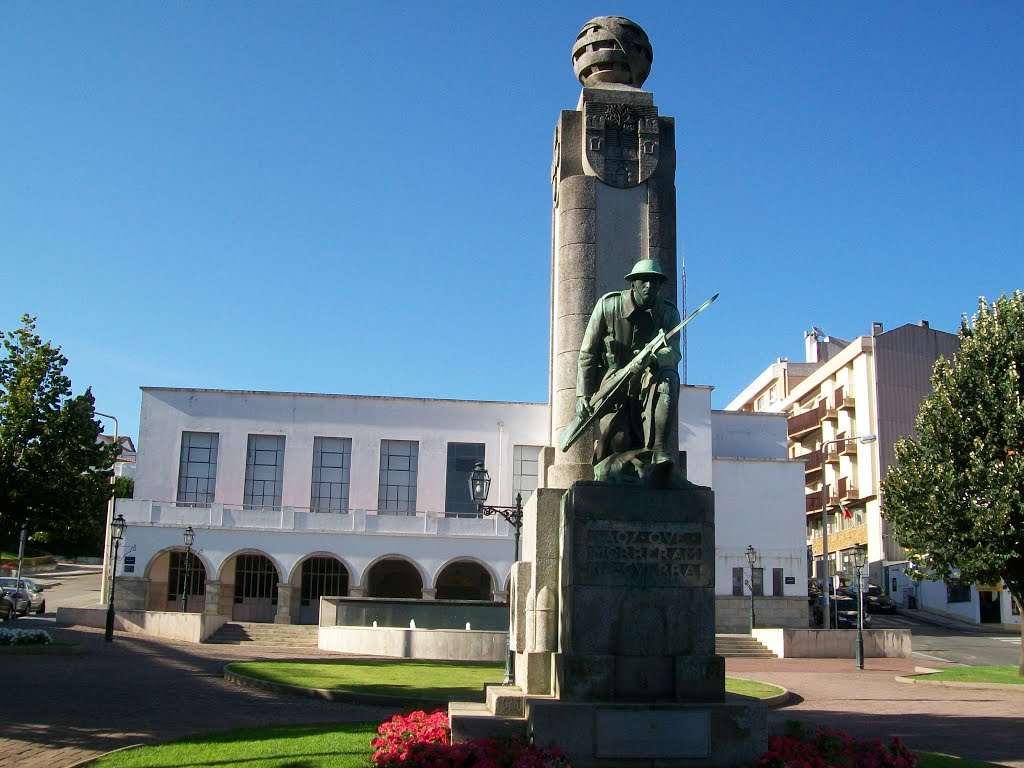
[468,461,524,685]
[104,513,127,643]
[744,544,758,634]
[853,543,867,669]
[181,526,195,613]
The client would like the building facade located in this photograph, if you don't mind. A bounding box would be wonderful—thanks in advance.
[112,384,809,632]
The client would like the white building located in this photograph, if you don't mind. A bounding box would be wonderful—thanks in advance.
[113,384,808,632]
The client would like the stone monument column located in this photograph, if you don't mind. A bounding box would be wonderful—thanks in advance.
[548,17,679,489]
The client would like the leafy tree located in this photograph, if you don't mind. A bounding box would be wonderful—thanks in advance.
[882,292,1024,674]
[0,315,118,555]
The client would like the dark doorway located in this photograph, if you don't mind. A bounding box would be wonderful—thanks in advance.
[979,591,1002,623]
[435,561,492,600]
[366,559,422,598]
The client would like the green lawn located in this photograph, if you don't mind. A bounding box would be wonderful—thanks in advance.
[91,723,376,768]
[88,723,1003,768]
[725,677,785,699]
[227,658,504,701]
[910,665,1024,685]
[228,660,788,702]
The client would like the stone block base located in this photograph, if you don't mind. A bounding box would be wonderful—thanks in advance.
[529,699,766,768]
[449,701,526,742]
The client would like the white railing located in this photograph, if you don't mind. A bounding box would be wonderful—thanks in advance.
[114,499,510,538]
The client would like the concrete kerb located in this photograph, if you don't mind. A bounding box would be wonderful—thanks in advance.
[895,666,1024,693]
[63,744,144,768]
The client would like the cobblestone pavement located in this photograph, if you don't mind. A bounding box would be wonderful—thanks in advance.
[7,622,1024,767]
[728,656,1024,768]
[5,622,394,768]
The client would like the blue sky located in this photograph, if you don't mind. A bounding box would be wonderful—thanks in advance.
[3,2,1021,442]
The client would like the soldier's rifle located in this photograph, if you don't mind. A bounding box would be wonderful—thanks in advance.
[558,293,719,452]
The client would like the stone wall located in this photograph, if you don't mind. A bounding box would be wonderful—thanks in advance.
[714,596,809,634]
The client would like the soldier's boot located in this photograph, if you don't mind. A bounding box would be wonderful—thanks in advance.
[651,379,675,466]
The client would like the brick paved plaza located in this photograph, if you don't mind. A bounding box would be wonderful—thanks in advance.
[7,622,1023,768]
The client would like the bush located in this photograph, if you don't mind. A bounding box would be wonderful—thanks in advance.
[756,723,917,768]
[371,710,571,768]
[0,628,53,646]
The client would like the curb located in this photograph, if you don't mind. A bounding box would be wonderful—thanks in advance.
[63,743,145,768]
[895,674,1024,693]
[224,665,447,708]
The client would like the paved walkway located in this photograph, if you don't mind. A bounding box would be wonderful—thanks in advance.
[7,621,1024,768]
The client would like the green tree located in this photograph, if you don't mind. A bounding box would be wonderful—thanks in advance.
[882,292,1024,674]
[0,315,118,555]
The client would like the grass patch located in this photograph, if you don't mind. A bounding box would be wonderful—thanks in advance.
[228,658,504,701]
[91,722,377,768]
[89,723,1001,768]
[725,677,785,699]
[911,666,1024,685]
[230,660,789,703]
[918,753,1006,767]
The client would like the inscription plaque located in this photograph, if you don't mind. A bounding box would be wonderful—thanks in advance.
[579,522,704,587]
[595,709,710,758]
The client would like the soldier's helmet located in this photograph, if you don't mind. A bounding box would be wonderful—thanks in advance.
[624,259,668,282]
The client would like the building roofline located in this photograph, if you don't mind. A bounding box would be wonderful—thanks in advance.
[139,386,546,408]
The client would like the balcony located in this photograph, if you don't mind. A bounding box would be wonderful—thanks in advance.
[823,386,842,420]
[840,440,861,456]
[839,477,861,501]
[801,450,823,475]
[805,494,822,514]
[788,402,824,439]
[838,390,856,410]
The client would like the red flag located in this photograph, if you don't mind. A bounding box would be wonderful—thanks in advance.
[841,502,852,520]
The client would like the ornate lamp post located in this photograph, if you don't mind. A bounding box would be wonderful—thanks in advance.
[468,461,524,685]
[104,513,127,643]
[853,543,868,669]
[95,411,119,605]
[744,545,758,634]
[181,526,195,613]
[819,434,876,629]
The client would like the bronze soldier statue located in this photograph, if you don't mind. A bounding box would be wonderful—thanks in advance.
[575,258,681,479]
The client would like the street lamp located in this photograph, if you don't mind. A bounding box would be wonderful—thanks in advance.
[853,543,868,669]
[95,411,119,605]
[104,513,127,643]
[181,526,195,613]
[744,545,758,634]
[819,433,876,629]
[468,461,524,685]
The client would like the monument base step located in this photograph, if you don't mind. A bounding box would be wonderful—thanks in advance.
[449,701,527,742]
[528,698,766,768]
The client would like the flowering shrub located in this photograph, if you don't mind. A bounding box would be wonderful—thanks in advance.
[371,709,571,768]
[756,723,917,768]
[0,628,53,646]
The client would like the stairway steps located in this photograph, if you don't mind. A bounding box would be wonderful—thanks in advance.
[714,634,777,658]
[205,621,320,647]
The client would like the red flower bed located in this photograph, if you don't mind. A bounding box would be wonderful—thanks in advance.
[755,724,918,768]
[371,710,571,768]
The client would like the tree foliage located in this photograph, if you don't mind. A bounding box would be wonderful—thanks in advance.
[0,315,117,554]
[882,292,1024,674]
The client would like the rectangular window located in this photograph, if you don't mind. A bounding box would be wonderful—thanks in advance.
[946,583,972,603]
[445,442,486,517]
[243,434,285,510]
[752,567,765,597]
[378,440,419,515]
[166,551,206,601]
[754,396,765,411]
[176,431,219,505]
[732,567,744,596]
[768,384,778,404]
[773,567,784,596]
[310,437,351,513]
[513,445,542,504]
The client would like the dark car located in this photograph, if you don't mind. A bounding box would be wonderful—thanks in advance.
[0,577,44,614]
[813,594,872,629]
[839,583,898,615]
[0,591,14,621]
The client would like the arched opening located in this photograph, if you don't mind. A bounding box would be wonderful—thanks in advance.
[145,550,208,613]
[435,560,493,601]
[365,558,422,599]
[299,556,350,624]
[225,552,279,622]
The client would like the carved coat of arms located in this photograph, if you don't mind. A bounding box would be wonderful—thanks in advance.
[583,101,660,187]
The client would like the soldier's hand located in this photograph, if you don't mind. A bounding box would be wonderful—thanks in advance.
[576,396,592,420]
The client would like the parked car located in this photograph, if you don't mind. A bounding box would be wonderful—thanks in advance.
[838,583,898,614]
[0,577,45,614]
[0,591,14,621]
[813,594,872,629]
